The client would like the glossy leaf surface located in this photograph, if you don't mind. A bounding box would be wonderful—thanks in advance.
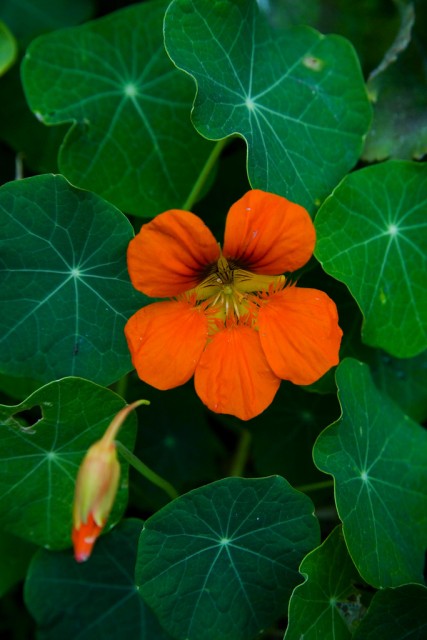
[353,583,427,640]
[21,1,212,216]
[285,526,365,639]
[25,519,172,639]
[0,378,136,548]
[314,358,427,588]
[164,0,371,213]
[136,476,320,640]
[315,161,427,357]
[0,174,145,385]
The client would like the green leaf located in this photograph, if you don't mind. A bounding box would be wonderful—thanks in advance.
[0,173,145,385]
[315,161,427,357]
[0,21,17,76]
[136,475,320,640]
[313,0,402,72]
[257,0,320,29]
[21,1,213,216]
[369,348,427,424]
[0,377,136,548]
[313,358,427,588]
[285,526,365,639]
[363,3,427,161]
[353,583,427,640]
[0,66,66,174]
[367,1,414,82]
[0,531,36,597]
[0,0,95,47]
[164,0,371,213]
[320,276,427,423]
[0,372,41,402]
[24,519,173,640]
[363,57,427,161]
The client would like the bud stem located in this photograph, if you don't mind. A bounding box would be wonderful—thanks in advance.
[103,399,150,446]
[115,440,179,501]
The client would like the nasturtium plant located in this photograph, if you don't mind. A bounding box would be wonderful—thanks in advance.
[315,161,427,358]
[0,173,146,385]
[352,583,427,640]
[21,0,214,216]
[363,1,427,162]
[0,0,426,638]
[285,525,366,639]
[164,0,372,214]
[25,519,173,640]
[314,358,427,588]
[0,377,137,548]
[136,476,320,640]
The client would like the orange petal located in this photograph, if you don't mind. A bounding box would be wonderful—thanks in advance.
[72,512,103,563]
[258,287,343,385]
[125,300,208,389]
[128,210,220,297]
[223,190,315,274]
[194,324,280,421]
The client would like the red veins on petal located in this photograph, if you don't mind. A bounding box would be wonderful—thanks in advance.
[124,189,343,420]
[127,209,220,297]
[125,299,209,390]
[258,286,343,385]
[194,323,281,421]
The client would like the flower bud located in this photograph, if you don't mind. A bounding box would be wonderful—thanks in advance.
[71,399,147,562]
[72,439,120,562]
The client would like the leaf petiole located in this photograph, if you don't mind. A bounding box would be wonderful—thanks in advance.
[115,439,179,501]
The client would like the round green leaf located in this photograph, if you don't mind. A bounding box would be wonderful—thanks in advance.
[21,1,213,216]
[315,161,427,357]
[285,526,365,639]
[136,475,320,640]
[0,173,145,385]
[0,377,137,548]
[25,519,173,640]
[353,584,427,640]
[164,0,371,213]
[313,358,427,588]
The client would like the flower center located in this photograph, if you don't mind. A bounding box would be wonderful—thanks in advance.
[193,253,285,325]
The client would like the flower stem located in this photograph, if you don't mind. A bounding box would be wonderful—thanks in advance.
[104,399,149,445]
[295,479,334,493]
[182,138,229,211]
[114,373,129,399]
[229,429,252,477]
[115,439,179,501]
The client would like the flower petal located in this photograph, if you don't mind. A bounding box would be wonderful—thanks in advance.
[258,286,343,385]
[128,210,220,297]
[125,300,208,389]
[194,324,280,420]
[72,512,103,563]
[223,190,315,274]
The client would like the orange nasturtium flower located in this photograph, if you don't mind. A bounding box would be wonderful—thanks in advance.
[72,400,146,562]
[125,190,342,421]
